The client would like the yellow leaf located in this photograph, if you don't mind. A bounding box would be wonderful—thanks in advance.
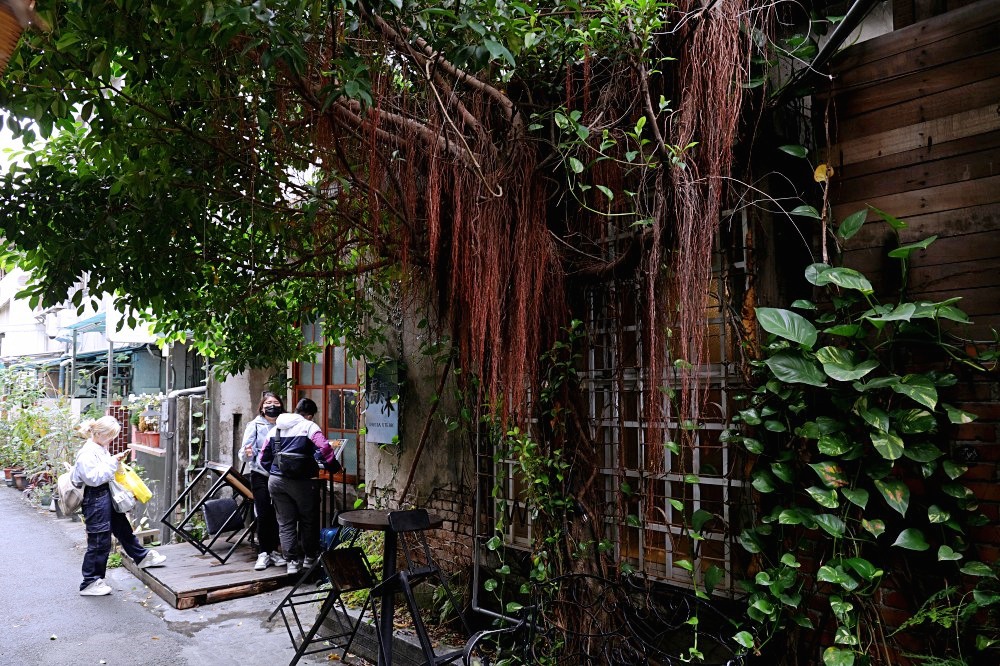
[814,164,834,183]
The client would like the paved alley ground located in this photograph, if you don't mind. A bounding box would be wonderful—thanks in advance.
[0,485,365,665]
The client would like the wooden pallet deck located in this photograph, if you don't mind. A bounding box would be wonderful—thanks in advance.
[123,541,293,609]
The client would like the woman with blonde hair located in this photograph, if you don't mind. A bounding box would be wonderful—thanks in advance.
[72,415,166,596]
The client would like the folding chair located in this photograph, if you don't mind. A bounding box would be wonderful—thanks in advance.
[274,538,381,666]
[161,462,256,564]
[373,509,471,665]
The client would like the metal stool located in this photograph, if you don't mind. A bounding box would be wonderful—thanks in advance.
[160,462,256,564]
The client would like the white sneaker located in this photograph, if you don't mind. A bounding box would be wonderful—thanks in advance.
[138,549,167,569]
[80,579,112,596]
[270,551,287,567]
[254,552,271,571]
[302,556,317,570]
[286,560,300,576]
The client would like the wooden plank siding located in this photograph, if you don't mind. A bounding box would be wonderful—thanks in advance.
[823,0,1000,338]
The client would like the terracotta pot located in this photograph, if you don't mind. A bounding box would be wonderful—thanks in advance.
[137,431,160,448]
[12,472,27,490]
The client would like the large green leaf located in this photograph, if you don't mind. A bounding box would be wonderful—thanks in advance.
[815,346,879,381]
[813,267,874,294]
[892,528,929,551]
[937,545,963,561]
[756,307,818,347]
[822,646,855,666]
[864,302,916,322]
[888,235,937,259]
[806,486,839,508]
[765,350,827,387]
[894,408,936,434]
[902,441,943,463]
[836,209,868,241]
[810,461,848,488]
[943,404,977,424]
[870,430,905,460]
[841,488,869,509]
[893,374,938,409]
[874,478,910,517]
[813,513,846,537]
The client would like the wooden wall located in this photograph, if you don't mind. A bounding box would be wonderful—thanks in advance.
[823,0,1000,339]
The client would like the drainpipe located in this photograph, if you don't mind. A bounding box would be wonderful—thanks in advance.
[162,385,207,537]
[773,0,883,106]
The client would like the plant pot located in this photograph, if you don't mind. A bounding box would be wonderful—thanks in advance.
[12,472,27,490]
[38,492,52,506]
[137,431,160,448]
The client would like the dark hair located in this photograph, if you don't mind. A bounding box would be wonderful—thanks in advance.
[257,391,285,417]
[294,398,318,417]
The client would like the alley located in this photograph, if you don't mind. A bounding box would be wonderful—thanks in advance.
[0,487,358,665]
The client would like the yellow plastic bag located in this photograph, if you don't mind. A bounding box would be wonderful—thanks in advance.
[115,462,152,504]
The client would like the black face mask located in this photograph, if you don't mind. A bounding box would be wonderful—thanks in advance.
[263,405,282,418]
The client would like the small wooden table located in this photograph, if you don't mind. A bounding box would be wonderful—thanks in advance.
[337,509,443,666]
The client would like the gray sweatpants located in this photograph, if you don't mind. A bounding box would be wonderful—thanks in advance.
[266,474,320,561]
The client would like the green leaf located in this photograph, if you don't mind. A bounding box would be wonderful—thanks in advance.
[824,324,864,338]
[942,460,968,480]
[756,308,818,347]
[869,206,908,230]
[815,346,879,381]
[902,441,944,463]
[937,545,963,561]
[895,409,936,434]
[779,144,808,158]
[871,430,905,460]
[892,528,929,551]
[959,561,996,578]
[813,513,846,537]
[790,205,821,219]
[806,486,839,508]
[771,462,794,483]
[765,350,827,387]
[568,156,585,173]
[893,374,938,410]
[837,209,868,241]
[841,488,869,509]
[780,553,801,568]
[865,303,916,322]
[843,558,881,581]
[856,401,889,433]
[874,479,910,517]
[818,432,852,456]
[927,505,951,523]
[862,519,885,537]
[751,471,776,493]
[888,235,937,259]
[482,38,516,66]
[814,267,874,294]
[943,404,977,424]
[810,461,848,488]
[791,299,817,310]
[734,631,755,649]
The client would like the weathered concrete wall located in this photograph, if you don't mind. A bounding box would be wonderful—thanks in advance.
[208,367,285,469]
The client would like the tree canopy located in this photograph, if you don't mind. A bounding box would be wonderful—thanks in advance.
[0,0,760,411]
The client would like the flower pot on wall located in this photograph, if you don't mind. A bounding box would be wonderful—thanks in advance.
[137,431,160,448]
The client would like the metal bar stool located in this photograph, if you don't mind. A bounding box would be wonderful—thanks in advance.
[160,462,256,564]
[271,529,381,666]
[372,509,471,665]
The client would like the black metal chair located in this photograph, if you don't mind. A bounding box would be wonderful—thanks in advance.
[160,462,256,564]
[275,539,381,666]
[373,509,471,665]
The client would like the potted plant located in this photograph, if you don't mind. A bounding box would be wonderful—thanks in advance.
[128,392,164,447]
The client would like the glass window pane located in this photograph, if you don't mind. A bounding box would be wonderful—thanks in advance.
[331,347,345,385]
[327,389,343,429]
[343,390,358,430]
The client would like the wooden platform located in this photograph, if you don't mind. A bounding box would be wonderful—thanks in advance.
[123,541,293,609]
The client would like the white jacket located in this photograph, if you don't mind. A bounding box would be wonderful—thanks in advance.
[72,439,119,487]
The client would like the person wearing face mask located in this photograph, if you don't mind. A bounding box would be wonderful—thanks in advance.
[239,391,287,571]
